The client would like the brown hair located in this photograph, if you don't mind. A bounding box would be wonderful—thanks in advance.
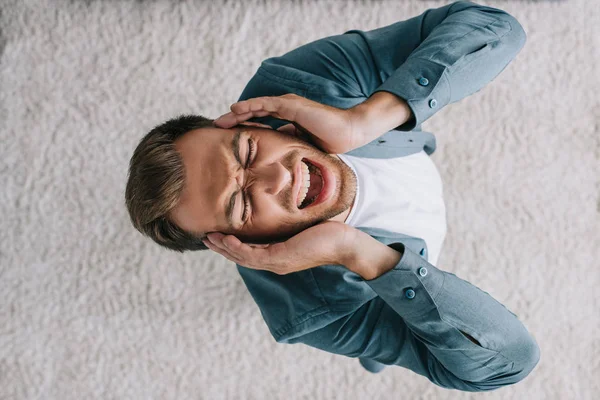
[124,114,213,252]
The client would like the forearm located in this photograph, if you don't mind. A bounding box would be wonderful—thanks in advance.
[343,227,404,280]
[341,229,540,385]
[344,2,525,133]
[346,232,540,390]
[351,91,414,145]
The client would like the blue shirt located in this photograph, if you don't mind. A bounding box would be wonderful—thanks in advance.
[234,1,539,392]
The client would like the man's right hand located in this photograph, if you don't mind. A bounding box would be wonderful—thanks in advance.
[213,93,367,154]
[202,221,360,275]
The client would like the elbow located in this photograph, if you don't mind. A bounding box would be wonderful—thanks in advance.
[466,335,540,392]
[485,335,541,390]
[511,335,541,381]
[463,1,528,51]
[503,13,528,53]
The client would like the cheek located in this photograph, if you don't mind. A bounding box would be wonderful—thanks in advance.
[253,195,290,220]
[246,197,296,232]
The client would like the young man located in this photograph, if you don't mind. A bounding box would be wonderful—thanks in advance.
[125,1,538,392]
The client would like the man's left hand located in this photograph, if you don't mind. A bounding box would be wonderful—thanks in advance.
[202,221,360,275]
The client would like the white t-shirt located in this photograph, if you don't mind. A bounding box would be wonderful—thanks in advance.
[337,151,447,266]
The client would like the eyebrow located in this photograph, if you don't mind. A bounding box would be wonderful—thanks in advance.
[225,128,244,228]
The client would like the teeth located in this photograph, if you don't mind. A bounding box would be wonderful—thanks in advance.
[297,161,310,207]
[297,160,324,208]
[311,163,322,177]
[302,162,310,188]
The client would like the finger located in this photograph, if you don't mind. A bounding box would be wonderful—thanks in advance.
[220,234,253,259]
[206,232,229,252]
[221,235,272,267]
[206,233,247,264]
[247,243,270,248]
[203,237,226,256]
[209,233,256,264]
[204,235,232,256]
[203,238,244,265]
[214,110,270,128]
[237,121,272,129]
[232,96,297,123]
[214,111,253,128]
[203,238,224,254]
[230,98,274,114]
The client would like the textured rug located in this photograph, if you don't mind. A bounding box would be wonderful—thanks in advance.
[1,0,598,399]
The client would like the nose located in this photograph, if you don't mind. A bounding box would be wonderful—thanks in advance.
[250,162,292,197]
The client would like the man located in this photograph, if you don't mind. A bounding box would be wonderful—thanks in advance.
[125,0,539,392]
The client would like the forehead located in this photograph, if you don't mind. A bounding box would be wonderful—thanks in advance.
[168,127,238,235]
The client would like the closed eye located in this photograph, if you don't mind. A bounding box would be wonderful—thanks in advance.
[242,191,250,222]
[246,138,255,167]
[242,138,255,222]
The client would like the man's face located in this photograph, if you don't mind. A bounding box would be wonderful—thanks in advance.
[168,124,357,244]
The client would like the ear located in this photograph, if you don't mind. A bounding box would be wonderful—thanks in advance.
[277,123,314,146]
[276,123,297,136]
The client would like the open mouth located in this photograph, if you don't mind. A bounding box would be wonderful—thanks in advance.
[297,158,324,209]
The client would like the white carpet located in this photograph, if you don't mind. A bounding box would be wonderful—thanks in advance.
[1,0,598,399]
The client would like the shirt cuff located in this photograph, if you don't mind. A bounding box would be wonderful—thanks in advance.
[373,57,450,132]
[363,242,445,319]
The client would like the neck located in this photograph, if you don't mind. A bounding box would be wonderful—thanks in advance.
[328,153,354,224]
[330,206,352,223]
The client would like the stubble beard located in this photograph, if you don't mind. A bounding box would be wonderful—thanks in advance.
[250,151,357,245]
[282,152,357,235]
[315,153,357,221]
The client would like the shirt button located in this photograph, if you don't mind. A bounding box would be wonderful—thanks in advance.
[429,99,437,108]
[405,288,416,299]
[418,77,429,86]
[418,267,428,277]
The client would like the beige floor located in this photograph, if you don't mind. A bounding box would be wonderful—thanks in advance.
[1,0,598,399]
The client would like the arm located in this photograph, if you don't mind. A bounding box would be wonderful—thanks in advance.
[352,91,415,144]
[305,230,540,390]
[349,0,527,134]
[240,0,526,140]
[204,209,539,390]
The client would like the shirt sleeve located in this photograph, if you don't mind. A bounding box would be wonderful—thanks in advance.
[289,243,540,391]
[252,0,527,131]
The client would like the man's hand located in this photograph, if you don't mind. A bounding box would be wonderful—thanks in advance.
[202,221,360,275]
[213,93,367,154]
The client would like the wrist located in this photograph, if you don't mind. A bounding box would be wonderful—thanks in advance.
[342,229,403,280]
[351,91,413,143]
